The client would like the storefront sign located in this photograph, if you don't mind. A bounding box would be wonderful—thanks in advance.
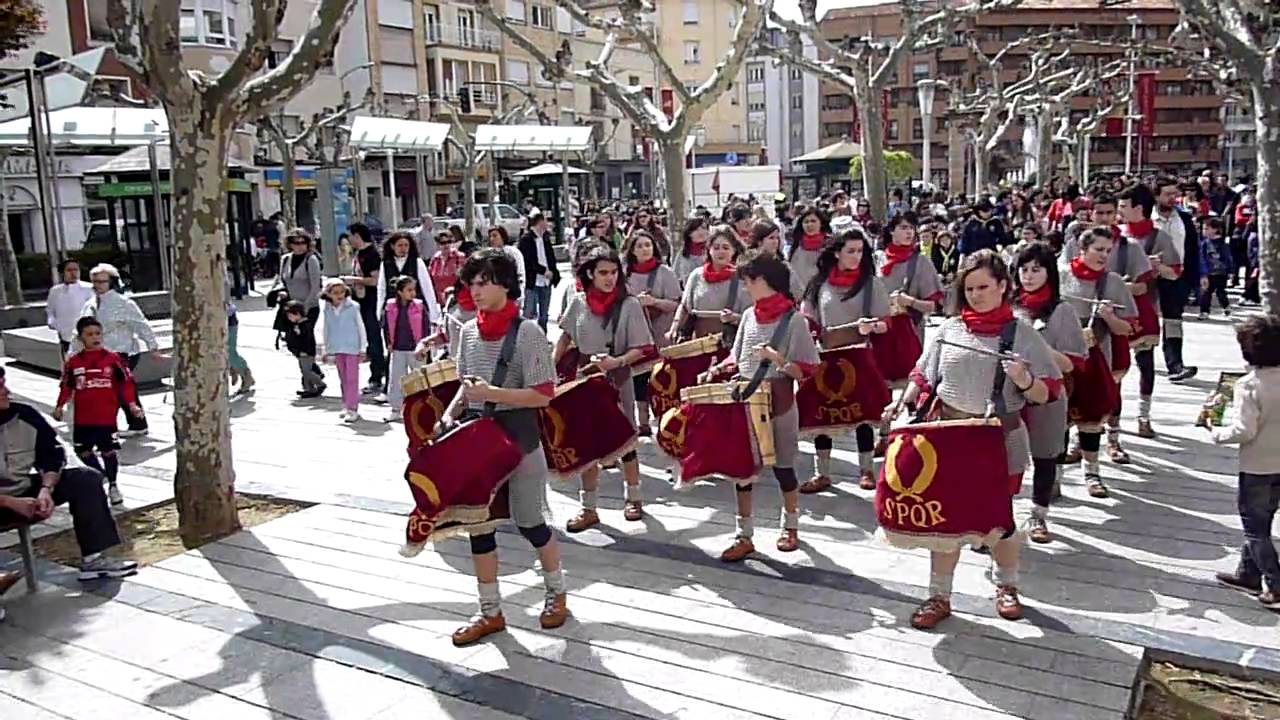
[96,178,251,197]
[265,167,319,189]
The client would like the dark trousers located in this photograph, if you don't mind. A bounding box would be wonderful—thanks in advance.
[1237,472,1280,590]
[359,302,387,387]
[1156,278,1188,373]
[1200,275,1230,314]
[118,353,148,432]
[0,468,121,557]
[523,285,553,331]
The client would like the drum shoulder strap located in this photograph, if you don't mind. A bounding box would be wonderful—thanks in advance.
[604,296,625,356]
[733,309,794,402]
[904,253,923,322]
[989,320,1018,416]
[720,273,742,349]
[646,269,658,292]
[483,320,524,417]
[861,281,874,319]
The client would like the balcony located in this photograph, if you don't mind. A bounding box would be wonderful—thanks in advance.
[425,23,502,52]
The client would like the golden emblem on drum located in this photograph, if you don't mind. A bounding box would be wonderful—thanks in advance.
[541,406,580,468]
[408,394,447,444]
[649,361,679,402]
[814,358,857,403]
[657,405,690,457]
[884,434,939,501]
[408,471,442,509]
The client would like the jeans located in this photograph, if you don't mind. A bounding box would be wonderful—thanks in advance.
[523,284,552,331]
[0,468,121,557]
[1237,472,1280,591]
[118,353,148,432]
[1199,275,1230,314]
[227,323,249,372]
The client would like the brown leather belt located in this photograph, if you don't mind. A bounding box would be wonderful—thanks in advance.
[692,316,723,336]
[939,401,1020,433]
[821,327,861,349]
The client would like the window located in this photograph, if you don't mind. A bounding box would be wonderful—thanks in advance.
[86,2,114,44]
[506,0,526,23]
[530,4,552,29]
[746,63,764,83]
[748,100,765,112]
[790,95,802,110]
[912,118,923,139]
[748,122,765,142]
[506,59,530,85]
[684,41,701,64]
[180,9,199,43]
[175,0,240,48]
[682,0,699,23]
[629,75,641,88]
[887,119,899,140]
[684,81,699,96]
[790,67,802,81]
[912,62,930,82]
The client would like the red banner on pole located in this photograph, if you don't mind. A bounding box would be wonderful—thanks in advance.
[1136,72,1157,137]
[851,98,862,143]
[661,88,674,121]
[882,89,892,143]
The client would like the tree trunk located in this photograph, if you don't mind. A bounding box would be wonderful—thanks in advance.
[1036,118,1055,184]
[1063,140,1081,184]
[659,138,688,252]
[1254,86,1280,317]
[973,144,989,198]
[0,157,22,305]
[280,147,298,230]
[166,100,240,548]
[462,159,476,242]
[858,87,888,224]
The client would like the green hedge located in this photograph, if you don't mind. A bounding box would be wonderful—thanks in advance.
[18,246,127,291]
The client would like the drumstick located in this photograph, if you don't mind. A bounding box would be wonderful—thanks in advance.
[691,309,724,318]
[825,318,881,333]
[937,338,1016,361]
[1062,293,1124,309]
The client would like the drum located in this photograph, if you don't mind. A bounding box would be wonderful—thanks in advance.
[401,416,522,554]
[1130,294,1161,351]
[647,334,727,418]
[796,344,892,435]
[555,346,585,385]
[871,314,923,384]
[401,359,461,451]
[1111,333,1132,372]
[539,375,638,479]
[874,417,1013,552]
[659,381,773,486]
[1068,345,1120,427]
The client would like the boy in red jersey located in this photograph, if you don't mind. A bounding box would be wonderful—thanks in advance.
[53,317,141,506]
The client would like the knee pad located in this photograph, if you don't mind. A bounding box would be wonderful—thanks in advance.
[518,523,553,548]
[773,467,799,493]
[468,532,497,555]
[735,483,753,494]
[815,434,833,452]
[632,373,650,401]
[621,451,637,463]
[1079,432,1102,453]
[855,423,876,451]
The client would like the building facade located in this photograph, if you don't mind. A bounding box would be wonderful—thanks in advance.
[757,28,820,199]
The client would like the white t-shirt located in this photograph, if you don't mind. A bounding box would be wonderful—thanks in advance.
[1154,209,1187,263]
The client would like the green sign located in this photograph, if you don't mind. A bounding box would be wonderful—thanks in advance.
[96,178,252,198]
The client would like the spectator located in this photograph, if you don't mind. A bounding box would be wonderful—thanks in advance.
[281,300,326,398]
[272,229,325,395]
[46,259,94,357]
[887,187,908,219]
[1198,217,1233,320]
[519,213,560,331]
[414,214,437,261]
[77,264,157,438]
[428,230,466,306]
[959,199,1009,257]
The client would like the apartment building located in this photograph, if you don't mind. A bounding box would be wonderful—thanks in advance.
[817,0,1232,195]
[755,27,820,197]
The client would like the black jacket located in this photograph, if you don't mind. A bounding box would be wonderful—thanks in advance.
[0,403,66,498]
[518,230,560,289]
[1165,207,1201,287]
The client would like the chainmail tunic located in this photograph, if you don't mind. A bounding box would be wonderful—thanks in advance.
[805,276,893,331]
[1058,270,1138,368]
[1017,301,1086,458]
[877,251,944,343]
[559,294,654,429]
[626,265,682,350]
[679,266,752,317]
[789,247,822,291]
[731,309,820,381]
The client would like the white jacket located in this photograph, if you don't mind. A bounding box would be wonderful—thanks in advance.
[1212,367,1280,474]
[76,290,158,356]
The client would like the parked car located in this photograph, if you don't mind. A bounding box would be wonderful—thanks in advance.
[429,203,526,241]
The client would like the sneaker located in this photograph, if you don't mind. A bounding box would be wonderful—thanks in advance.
[1028,514,1052,544]
[1258,591,1280,610]
[1169,366,1199,383]
[1136,418,1156,439]
[1215,572,1262,595]
[78,555,138,581]
[343,411,360,424]
[384,409,403,424]
[373,393,388,405]
[361,384,381,396]
[1198,312,1209,321]
[298,387,324,400]
[107,483,123,507]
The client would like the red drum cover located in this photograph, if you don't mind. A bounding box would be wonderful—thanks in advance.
[661,401,760,484]
[1069,345,1120,424]
[403,417,522,549]
[647,349,727,419]
[875,419,1013,551]
[403,379,460,452]
[1132,294,1160,343]
[555,346,584,385]
[1111,333,1132,372]
[539,375,637,478]
[797,345,892,434]
[871,314,923,383]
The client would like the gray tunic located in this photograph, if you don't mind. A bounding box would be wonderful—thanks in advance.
[917,317,1062,475]
[804,276,893,333]
[673,250,707,288]
[878,251,944,343]
[559,294,654,430]
[626,265,682,351]
[455,319,555,527]
[1018,302,1087,458]
[444,304,477,359]
[789,247,822,291]
[1060,230,1154,282]
[1058,270,1138,368]
[731,308,821,469]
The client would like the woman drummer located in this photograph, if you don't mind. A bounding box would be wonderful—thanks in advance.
[1059,228,1138,499]
[674,217,710,287]
[668,226,750,344]
[900,250,1062,629]
[555,244,656,531]
[624,230,682,435]
[703,253,820,561]
[798,228,892,493]
[787,203,830,291]
[1011,242,1087,543]
[448,249,568,646]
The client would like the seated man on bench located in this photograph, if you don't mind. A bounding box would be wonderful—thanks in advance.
[0,365,137,597]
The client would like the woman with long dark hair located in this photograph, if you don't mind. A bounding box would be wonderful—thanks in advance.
[623,230,681,435]
[674,217,710,287]
[629,207,670,261]
[787,203,830,292]
[725,203,753,245]
[1012,242,1087,543]
[555,244,655,531]
[748,220,805,298]
[668,225,750,343]
[797,229,891,494]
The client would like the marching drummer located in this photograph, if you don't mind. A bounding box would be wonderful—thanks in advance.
[447,249,569,647]
[702,253,820,562]
[1060,228,1139,500]
[624,230,682,436]
[668,226,750,343]
[555,244,656,531]
[899,250,1062,629]
[786,203,830,290]
[1011,242,1087,543]
[798,228,892,493]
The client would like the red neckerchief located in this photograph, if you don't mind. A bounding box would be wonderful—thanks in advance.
[1109,225,1123,242]
[1018,286,1053,316]
[687,241,707,256]
[586,286,621,316]
[574,279,584,292]
[880,242,915,277]
[631,257,659,274]
[960,303,1015,337]
[477,300,519,341]
[455,286,477,312]
[753,292,794,325]
[1122,219,1154,239]
[800,233,825,252]
[1070,257,1106,282]
[827,266,861,288]
[703,261,735,283]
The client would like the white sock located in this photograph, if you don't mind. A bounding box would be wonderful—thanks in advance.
[580,489,598,510]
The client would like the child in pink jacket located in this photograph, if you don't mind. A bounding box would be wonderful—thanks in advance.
[383,276,432,422]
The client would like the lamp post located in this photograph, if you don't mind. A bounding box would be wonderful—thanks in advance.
[1123,14,1141,176]
[916,79,939,193]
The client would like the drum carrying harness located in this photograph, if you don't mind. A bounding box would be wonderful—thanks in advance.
[732,309,795,403]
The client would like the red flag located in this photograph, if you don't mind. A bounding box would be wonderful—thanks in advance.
[711,167,721,193]
[1136,73,1157,137]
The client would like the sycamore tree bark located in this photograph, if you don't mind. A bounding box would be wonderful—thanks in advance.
[0,152,21,305]
[109,0,356,546]
[263,120,300,229]
[659,137,689,233]
[1255,88,1279,315]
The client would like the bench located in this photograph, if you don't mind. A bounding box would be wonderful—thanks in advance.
[0,520,39,593]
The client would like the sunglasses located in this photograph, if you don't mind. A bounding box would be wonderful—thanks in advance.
[289,238,308,245]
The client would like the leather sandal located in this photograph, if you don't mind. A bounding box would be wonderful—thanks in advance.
[995,585,1024,621]
[776,529,799,552]
[720,536,755,563]
[623,500,644,522]
[566,508,600,533]
[1028,516,1052,544]
[1107,441,1131,465]
[540,593,569,629]
[1086,474,1109,498]
[0,571,22,596]
[858,470,877,490]
[451,613,506,646]
[1136,418,1156,439]
[910,596,952,630]
[798,475,831,494]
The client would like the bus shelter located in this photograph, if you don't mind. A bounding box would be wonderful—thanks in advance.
[475,124,592,244]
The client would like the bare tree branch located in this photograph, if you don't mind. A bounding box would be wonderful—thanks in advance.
[212,0,286,102]
[108,0,189,103]
[238,0,358,117]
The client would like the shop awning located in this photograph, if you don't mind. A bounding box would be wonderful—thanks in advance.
[348,116,449,152]
[0,106,168,147]
[85,141,256,175]
[513,162,589,177]
[474,124,592,152]
[790,139,863,163]
[0,47,107,123]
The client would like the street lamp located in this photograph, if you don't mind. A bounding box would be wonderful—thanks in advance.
[916,79,940,192]
[1123,14,1141,175]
